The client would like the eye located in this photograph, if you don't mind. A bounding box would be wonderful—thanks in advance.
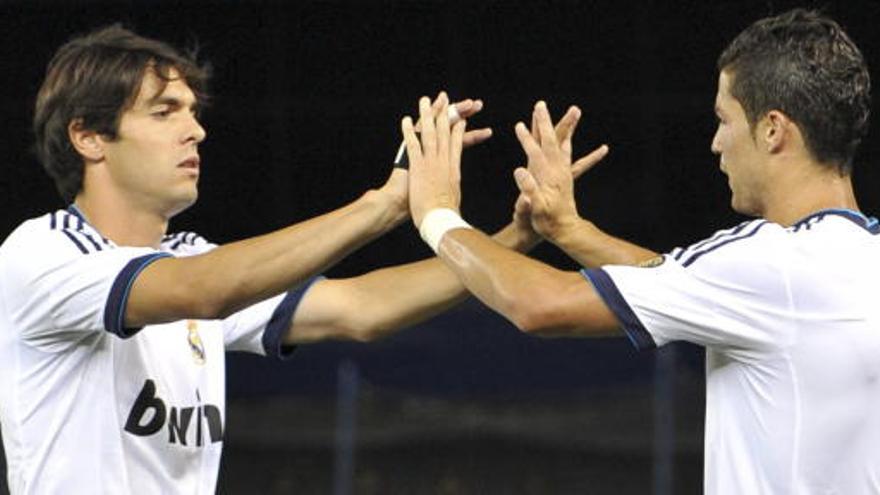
[151,109,171,119]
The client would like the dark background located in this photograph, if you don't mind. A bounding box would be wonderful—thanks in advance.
[1,1,878,493]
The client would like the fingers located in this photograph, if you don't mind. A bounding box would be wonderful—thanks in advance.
[455,99,483,119]
[533,101,559,152]
[450,120,466,184]
[554,105,582,142]
[514,193,532,217]
[404,93,467,170]
[571,144,610,179]
[556,106,580,158]
[463,128,493,148]
[436,93,450,160]
[514,121,542,160]
[401,117,423,165]
[514,167,538,194]
[531,107,539,141]
[418,96,436,157]
[430,92,444,118]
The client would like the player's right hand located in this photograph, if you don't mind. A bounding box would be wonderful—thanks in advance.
[512,101,609,243]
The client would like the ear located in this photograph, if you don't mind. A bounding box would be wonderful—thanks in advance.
[761,110,793,154]
[68,119,105,162]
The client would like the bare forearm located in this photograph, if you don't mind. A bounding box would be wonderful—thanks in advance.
[127,189,405,326]
[439,229,583,331]
[287,222,538,343]
[355,222,537,330]
[549,218,658,268]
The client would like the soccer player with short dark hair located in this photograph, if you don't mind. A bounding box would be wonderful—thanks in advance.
[404,9,879,493]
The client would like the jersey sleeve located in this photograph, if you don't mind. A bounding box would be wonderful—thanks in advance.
[161,231,324,359]
[0,218,170,351]
[221,276,323,359]
[582,225,793,356]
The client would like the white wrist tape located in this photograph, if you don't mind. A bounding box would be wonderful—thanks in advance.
[419,208,472,253]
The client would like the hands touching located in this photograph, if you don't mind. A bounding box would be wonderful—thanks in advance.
[401,92,466,228]
[513,101,609,244]
[377,92,488,229]
[398,94,609,253]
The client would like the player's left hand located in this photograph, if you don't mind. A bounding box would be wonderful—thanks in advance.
[402,93,466,227]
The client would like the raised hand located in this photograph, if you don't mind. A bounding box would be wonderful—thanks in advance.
[396,93,491,168]
[402,93,467,227]
[512,102,609,243]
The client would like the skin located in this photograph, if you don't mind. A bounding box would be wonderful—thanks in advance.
[68,71,608,343]
[404,98,622,336]
[711,70,859,225]
[403,71,860,337]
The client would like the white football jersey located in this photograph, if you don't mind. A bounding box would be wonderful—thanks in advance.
[584,209,880,494]
[0,207,318,494]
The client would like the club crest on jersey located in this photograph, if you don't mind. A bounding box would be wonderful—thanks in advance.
[639,255,666,268]
[187,320,206,365]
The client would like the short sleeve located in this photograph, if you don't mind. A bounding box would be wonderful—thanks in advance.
[222,276,323,359]
[583,244,793,357]
[0,216,168,351]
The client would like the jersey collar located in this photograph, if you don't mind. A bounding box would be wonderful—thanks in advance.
[67,204,91,224]
[790,208,880,234]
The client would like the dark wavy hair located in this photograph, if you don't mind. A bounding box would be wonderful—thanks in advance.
[34,24,211,202]
[717,9,871,174]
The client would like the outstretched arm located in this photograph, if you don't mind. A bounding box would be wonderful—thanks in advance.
[126,169,410,327]
[403,96,621,337]
[126,95,501,330]
[286,95,611,343]
[286,222,532,343]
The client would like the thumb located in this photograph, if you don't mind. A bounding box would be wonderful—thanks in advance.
[514,193,532,217]
[514,167,538,194]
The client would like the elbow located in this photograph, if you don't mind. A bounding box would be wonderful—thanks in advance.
[509,308,554,336]
[174,277,246,321]
[180,295,232,321]
[501,283,585,337]
[500,290,558,336]
[344,313,397,343]
[350,323,390,343]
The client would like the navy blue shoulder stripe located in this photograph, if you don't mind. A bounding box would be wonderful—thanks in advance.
[680,221,768,267]
[60,230,89,254]
[165,231,205,250]
[50,211,111,254]
[674,220,752,261]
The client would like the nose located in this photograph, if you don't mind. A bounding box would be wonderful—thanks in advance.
[710,127,721,155]
[185,113,207,144]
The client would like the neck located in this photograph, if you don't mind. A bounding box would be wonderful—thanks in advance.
[73,193,169,248]
[762,162,859,227]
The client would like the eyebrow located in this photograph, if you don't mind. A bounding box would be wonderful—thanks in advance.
[147,95,200,112]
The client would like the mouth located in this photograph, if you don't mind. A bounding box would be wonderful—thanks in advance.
[178,157,200,176]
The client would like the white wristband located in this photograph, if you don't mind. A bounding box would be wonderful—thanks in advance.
[418,208,472,253]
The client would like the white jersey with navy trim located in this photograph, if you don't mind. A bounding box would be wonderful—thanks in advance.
[584,210,880,494]
[0,208,317,494]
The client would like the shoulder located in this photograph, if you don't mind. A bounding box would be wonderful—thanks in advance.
[1,210,113,260]
[668,219,785,269]
[160,231,215,256]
